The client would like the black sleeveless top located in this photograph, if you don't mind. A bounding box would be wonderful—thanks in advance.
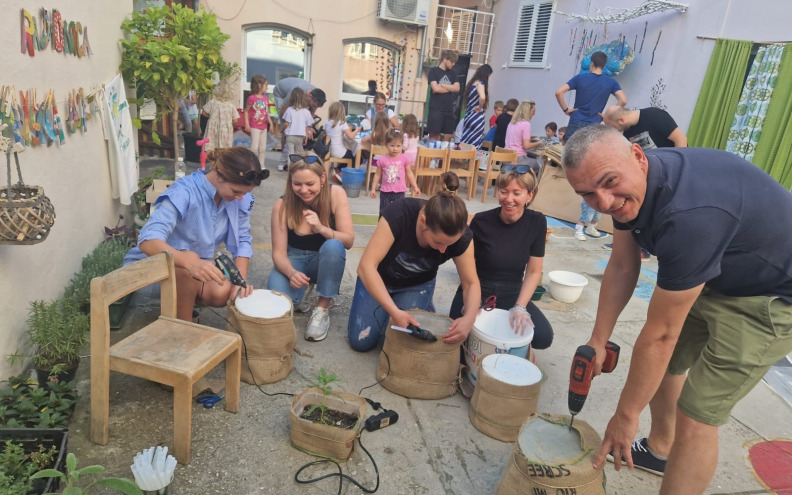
[286,186,336,252]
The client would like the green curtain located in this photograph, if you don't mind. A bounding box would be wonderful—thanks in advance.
[725,44,785,162]
[753,44,792,189]
[688,39,753,149]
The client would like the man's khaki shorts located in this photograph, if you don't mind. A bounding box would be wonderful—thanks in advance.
[668,288,792,426]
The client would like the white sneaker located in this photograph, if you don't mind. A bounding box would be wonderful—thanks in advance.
[294,284,314,313]
[305,307,330,342]
[574,228,586,241]
[585,225,600,237]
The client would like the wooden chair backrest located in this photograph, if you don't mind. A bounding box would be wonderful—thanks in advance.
[370,144,388,157]
[488,150,518,170]
[447,148,477,171]
[90,252,177,322]
[415,147,448,170]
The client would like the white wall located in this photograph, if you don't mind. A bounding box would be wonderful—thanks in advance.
[0,1,131,379]
[488,0,792,135]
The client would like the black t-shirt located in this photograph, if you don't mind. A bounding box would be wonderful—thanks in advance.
[614,148,792,302]
[471,208,546,285]
[623,107,679,149]
[427,66,459,112]
[379,198,473,288]
[493,112,512,149]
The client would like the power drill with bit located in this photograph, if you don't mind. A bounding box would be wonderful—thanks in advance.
[568,341,620,430]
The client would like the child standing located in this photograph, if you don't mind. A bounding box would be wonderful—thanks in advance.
[245,75,272,168]
[489,100,504,128]
[401,114,420,169]
[202,76,239,152]
[369,128,420,215]
[279,87,313,171]
[325,101,359,161]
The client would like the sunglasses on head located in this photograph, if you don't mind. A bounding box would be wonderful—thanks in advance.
[289,154,322,164]
[500,164,534,175]
[231,169,270,182]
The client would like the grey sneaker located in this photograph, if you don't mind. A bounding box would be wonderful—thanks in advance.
[294,284,314,313]
[305,307,330,342]
[574,228,586,241]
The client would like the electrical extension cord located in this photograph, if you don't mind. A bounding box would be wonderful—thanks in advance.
[364,410,399,431]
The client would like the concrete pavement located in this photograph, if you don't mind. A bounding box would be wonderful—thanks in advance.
[65,152,790,494]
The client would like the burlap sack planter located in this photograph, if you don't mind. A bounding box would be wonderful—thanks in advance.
[469,360,545,442]
[226,295,295,385]
[376,309,461,400]
[495,414,606,495]
[289,387,367,462]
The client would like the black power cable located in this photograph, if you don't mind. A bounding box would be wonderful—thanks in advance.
[294,429,381,494]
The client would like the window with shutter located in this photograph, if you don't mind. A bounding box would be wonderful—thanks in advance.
[510,0,555,68]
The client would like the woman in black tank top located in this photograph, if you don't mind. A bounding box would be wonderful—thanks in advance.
[267,156,354,342]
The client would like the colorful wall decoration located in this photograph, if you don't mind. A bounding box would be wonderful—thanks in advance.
[21,8,93,58]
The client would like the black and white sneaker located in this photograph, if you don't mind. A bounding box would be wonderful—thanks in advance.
[607,438,667,476]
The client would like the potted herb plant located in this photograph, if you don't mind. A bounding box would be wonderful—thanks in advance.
[289,369,366,461]
[119,4,232,174]
[8,299,89,386]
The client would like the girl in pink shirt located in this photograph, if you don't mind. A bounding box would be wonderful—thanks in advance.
[370,128,420,216]
[401,114,420,170]
[504,100,544,170]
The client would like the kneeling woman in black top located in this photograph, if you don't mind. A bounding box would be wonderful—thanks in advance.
[449,164,553,350]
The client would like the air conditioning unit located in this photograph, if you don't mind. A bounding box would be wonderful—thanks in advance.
[377,0,430,26]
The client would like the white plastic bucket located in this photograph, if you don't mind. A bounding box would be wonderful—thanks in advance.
[465,309,534,388]
[548,270,588,303]
[235,289,292,319]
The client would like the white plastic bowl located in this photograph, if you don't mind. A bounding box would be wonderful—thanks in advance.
[547,271,589,303]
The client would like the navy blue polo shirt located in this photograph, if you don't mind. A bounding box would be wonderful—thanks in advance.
[614,148,792,302]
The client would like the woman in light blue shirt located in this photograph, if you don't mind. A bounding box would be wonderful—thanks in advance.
[125,147,267,321]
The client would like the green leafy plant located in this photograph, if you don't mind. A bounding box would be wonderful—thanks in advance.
[32,452,142,495]
[305,368,342,425]
[132,167,168,223]
[119,4,232,172]
[0,441,36,495]
[0,374,80,429]
[8,299,89,375]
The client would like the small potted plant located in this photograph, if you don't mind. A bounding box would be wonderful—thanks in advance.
[8,299,89,386]
[64,237,133,318]
[289,369,366,461]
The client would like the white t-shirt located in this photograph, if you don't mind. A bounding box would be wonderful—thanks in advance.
[325,120,351,158]
[365,108,396,125]
[283,106,314,137]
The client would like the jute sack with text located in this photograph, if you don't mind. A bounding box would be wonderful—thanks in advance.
[495,414,605,495]
[377,309,461,399]
[289,388,367,462]
[469,362,545,442]
[226,300,295,384]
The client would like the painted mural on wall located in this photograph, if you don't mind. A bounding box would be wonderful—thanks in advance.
[21,8,92,58]
[578,39,635,76]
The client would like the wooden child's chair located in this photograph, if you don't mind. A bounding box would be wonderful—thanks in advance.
[89,252,242,464]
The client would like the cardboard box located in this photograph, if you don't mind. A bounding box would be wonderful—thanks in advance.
[145,179,174,204]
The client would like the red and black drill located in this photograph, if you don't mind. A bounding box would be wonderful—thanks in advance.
[568,341,620,430]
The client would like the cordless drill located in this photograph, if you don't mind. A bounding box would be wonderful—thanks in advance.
[568,341,620,430]
[214,253,247,289]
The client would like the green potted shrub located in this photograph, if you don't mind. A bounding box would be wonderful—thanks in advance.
[119,4,232,173]
[8,299,89,386]
[289,369,366,461]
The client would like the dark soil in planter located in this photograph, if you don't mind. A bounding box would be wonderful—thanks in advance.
[300,406,359,430]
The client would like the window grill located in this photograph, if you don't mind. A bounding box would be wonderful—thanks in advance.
[430,5,494,68]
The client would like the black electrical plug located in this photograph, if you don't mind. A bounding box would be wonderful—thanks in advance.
[365,398,382,411]
[364,410,399,431]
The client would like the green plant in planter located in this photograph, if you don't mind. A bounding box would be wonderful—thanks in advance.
[32,453,142,495]
[8,299,89,379]
[304,368,342,425]
[64,237,133,313]
[133,167,167,224]
[119,4,233,174]
[0,375,80,429]
[0,440,36,495]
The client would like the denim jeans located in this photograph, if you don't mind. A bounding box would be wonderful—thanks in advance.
[347,277,436,352]
[579,200,601,224]
[563,119,590,143]
[266,239,346,304]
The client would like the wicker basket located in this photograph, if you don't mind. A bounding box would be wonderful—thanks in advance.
[0,149,56,245]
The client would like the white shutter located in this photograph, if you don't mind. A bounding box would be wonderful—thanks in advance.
[510,1,555,68]
[451,11,475,53]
